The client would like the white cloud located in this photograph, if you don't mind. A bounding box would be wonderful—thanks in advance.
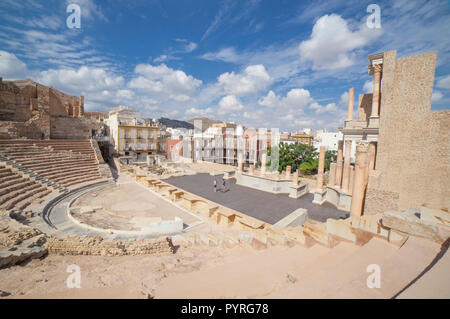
[258,88,312,109]
[218,64,272,96]
[218,95,244,115]
[153,55,168,63]
[200,47,240,63]
[258,90,279,107]
[38,66,124,95]
[363,80,373,93]
[243,110,264,119]
[436,75,450,89]
[339,91,349,106]
[0,50,29,79]
[309,102,338,114]
[128,63,202,97]
[185,107,214,117]
[431,90,443,103]
[299,14,382,70]
[185,42,198,53]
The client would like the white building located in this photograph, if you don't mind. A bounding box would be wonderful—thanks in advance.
[313,131,343,151]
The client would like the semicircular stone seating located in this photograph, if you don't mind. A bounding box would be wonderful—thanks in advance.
[0,165,52,211]
[0,139,103,190]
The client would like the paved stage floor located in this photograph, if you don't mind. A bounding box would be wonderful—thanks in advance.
[163,173,349,224]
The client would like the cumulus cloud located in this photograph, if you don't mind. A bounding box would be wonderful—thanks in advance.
[436,75,450,89]
[309,102,338,114]
[339,91,349,106]
[363,80,373,93]
[299,14,382,70]
[218,95,244,115]
[258,88,312,109]
[218,64,272,96]
[0,50,29,79]
[128,63,202,99]
[431,90,443,103]
[38,66,124,95]
[185,107,214,117]
[258,90,279,107]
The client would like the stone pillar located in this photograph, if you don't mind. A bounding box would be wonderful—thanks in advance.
[261,153,267,176]
[73,97,79,117]
[328,163,336,186]
[335,141,343,188]
[285,165,291,179]
[370,64,382,118]
[292,170,299,186]
[238,153,244,171]
[80,96,84,116]
[347,88,354,120]
[350,142,369,217]
[249,164,255,175]
[349,166,355,195]
[342,140,352,192]
[368,142,376,171]
[316,146,325,189]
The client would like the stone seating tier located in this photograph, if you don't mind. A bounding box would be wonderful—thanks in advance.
[0,166,52,211]
[23,161,98,174]
[0,139,103,189]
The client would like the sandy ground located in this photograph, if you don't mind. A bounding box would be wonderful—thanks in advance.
[0,245,252,299]
[71,180,200,230]
[1,238,448,299]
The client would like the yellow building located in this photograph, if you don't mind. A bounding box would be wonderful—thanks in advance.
[107,107,161,158]
[291,132,313,146]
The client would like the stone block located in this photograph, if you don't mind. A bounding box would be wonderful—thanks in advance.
[382,210,444,243]
[326,218,356,243]
[303,220,337,248]
[419,205,450,227]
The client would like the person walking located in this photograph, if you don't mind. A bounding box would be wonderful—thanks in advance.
[213,178,217,192]
[222,178,227,192]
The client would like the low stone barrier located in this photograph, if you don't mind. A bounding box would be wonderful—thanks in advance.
[45,236,175,256]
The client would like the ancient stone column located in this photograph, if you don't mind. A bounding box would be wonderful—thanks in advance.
[347,88,354,120]
[368,142,376,171]
[292,170,299,186]
[349,166,355,195]
[350,142,369,217]
[335,141,343,188]
[238,153,244,171]
[316,146,325,189]
[285,165,291,179]
[328,163,336,186]
[79,96,84,116]
[261,153,267,176]
[73,97,79,117]
[370,64,382,118]
[342,140,352,192]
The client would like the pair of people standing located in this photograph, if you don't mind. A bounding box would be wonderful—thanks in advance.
[213,178,227,192]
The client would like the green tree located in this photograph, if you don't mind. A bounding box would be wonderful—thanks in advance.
[269,142,319,173]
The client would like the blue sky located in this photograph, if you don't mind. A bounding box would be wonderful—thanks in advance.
[0,0,449,131]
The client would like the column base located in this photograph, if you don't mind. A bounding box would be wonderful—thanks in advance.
[312,188,327,205]
[289,183,309,199]
[368,116,379,128]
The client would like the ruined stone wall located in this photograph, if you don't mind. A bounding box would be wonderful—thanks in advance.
[45,236,174,256]
[50,116,99,139]
[0,79,88,139]
[365,51,450,213]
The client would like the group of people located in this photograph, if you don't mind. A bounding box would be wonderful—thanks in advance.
[213,178,228,193]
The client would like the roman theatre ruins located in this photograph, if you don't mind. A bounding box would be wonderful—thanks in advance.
[0,50,449,299]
